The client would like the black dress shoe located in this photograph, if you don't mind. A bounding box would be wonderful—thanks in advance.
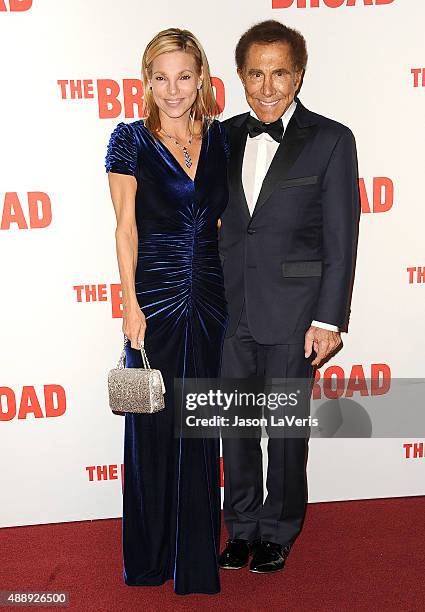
[218,538,251,569]
[249,540,291,573]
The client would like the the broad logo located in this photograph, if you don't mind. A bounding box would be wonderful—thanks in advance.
[272,0,394,7]
[58,78,226,119]
[0,0,33,11]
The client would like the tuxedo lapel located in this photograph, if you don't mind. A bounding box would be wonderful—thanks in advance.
[228,117,251,222]
[251,101,318,218]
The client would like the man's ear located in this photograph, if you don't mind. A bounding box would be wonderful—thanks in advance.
[294,70,303,92]
[237,67,245,86]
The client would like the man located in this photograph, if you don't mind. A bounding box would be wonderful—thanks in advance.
[218,20,360,574]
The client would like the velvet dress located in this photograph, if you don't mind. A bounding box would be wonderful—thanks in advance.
[105,119,229,595]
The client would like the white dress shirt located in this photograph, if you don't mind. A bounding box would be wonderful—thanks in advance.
[241,100,339,333]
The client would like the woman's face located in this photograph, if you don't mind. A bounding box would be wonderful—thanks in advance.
[149,50,202,121]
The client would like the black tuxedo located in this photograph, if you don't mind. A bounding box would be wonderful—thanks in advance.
[219,98,360,344]
[218,99,360,546]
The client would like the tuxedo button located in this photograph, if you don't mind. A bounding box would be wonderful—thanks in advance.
[247,228,256,234]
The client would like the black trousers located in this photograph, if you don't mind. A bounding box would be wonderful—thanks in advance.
[221,301,315,546]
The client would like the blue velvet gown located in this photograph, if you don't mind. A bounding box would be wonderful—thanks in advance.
[105,119,229,595]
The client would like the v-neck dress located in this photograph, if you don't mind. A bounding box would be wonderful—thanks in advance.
[105,119,229,595]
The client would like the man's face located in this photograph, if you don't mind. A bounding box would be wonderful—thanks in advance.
[238,42,302,123]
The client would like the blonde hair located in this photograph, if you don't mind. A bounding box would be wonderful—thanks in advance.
[141,28,220,133]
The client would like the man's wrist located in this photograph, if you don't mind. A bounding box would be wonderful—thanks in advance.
[311,320,340,332]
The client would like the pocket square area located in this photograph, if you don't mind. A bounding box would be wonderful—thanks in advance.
[280,175,318,188]
[282,260,322,277]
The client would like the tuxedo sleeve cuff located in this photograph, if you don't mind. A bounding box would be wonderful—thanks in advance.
[311,320,340,332]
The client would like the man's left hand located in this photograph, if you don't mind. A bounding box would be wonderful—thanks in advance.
[304,326,342,367]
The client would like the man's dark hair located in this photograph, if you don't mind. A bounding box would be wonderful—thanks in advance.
[235,20,308,74]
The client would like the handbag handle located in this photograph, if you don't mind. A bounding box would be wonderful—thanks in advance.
[117,335,151,370]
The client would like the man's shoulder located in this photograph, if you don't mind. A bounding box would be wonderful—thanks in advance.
[303,106,355,140]
[222,112,250,130]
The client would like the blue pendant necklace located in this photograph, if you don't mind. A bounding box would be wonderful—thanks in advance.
[160,128,193,168]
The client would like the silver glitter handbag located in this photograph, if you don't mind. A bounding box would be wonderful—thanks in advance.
[108,336,165,414]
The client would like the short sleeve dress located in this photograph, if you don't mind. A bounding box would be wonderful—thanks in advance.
[105,119,229,595]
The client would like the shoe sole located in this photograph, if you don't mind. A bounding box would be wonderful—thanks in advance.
[249,566,285,574]
[219,563,248,570]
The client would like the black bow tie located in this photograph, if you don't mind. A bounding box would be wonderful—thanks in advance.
[246,115,284,143]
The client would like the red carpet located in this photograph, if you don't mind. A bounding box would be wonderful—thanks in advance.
[1,497,424,612]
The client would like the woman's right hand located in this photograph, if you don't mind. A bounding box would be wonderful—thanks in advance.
[123,304,147,349]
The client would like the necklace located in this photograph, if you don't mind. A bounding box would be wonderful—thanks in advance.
[160,127,193,168]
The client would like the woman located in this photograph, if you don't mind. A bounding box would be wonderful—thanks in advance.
[105,28,228,595]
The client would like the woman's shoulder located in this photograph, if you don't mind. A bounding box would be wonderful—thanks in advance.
[105,120,145,175]
[207,118,229,158]
[128,119,146,131]
[109,119,145,138]
[207,118,229,142]
[208,118,225,133]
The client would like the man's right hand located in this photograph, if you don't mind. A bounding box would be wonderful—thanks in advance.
[304,325,342,367]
